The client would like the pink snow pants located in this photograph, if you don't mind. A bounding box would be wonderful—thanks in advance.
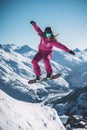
[31,51,53,76]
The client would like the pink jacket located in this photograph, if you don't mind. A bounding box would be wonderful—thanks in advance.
[32,24,71,53]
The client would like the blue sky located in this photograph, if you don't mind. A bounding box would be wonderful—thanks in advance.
[0,0,87,50]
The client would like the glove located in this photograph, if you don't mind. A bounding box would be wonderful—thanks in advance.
[30,21,36,25]
[69,50,75,55]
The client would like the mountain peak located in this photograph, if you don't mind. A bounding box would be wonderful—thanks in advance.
[84,48,87,51]
[0,44,3,49]
[14,45,33,54]
[74,48,81,52]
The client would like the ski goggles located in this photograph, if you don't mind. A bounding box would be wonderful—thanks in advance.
[45,33,52,38]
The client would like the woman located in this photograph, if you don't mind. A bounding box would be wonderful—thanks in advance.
[30,21,75,81]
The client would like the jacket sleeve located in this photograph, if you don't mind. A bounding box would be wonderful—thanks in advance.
[32,24,43,35]
[52,41,71,53]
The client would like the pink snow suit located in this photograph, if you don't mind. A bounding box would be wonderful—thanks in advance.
[31,24,71,76]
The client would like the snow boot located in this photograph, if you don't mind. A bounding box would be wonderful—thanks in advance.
[36,76,41,81]
[46,73,52,79]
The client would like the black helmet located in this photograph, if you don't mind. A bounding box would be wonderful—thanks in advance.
[44,27,52,34]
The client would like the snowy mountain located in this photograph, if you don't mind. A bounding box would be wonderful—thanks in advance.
[0,90,66,130]
[3,43,18,50]
[0,44,87,129]
[44,85,87,116]
[84,48,87,52]
[52,49,87,88]
[14,45,35,54]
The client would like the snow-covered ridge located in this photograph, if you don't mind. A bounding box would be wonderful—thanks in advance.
[0,90,66,130]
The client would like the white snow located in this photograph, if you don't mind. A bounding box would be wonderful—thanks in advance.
[0,90,66,130]
[0,44,87,130]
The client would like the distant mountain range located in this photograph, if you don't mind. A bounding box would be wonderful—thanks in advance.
[0,43,87,117]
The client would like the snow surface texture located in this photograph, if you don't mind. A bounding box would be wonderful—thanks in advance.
[0,90,66,130]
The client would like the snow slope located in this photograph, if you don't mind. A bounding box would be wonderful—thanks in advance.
[0,44,87,129]
[0,90,66,130]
